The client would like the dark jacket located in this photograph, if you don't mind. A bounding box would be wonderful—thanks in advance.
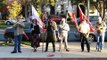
[32,25,40,35]
[31,24,40,48]
[46,21,56,42]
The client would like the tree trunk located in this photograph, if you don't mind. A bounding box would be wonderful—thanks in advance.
[94,0,106,19]
[25,5,27,19]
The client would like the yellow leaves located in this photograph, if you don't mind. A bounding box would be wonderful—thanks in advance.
[11,1,17,6]
[2,0,6,4]
[7,0,22,19]
[7,6,11,9]
[50,0,55,6]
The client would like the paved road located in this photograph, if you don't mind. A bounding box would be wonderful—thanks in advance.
[0,29,5,41]
[0,42,107,58]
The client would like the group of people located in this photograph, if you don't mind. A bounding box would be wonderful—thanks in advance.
[11,15,106,53]
[11,16,70,53]
[31,17,70,52]
[78,17,106,52]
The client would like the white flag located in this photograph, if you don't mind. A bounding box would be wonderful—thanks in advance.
[32,5,43,29]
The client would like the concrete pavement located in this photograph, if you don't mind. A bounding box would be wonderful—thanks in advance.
[0,42,107,58]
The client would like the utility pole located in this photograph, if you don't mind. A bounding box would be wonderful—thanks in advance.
[87,0,90,18]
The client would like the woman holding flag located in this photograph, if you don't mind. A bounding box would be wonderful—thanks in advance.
[31,19,40,52]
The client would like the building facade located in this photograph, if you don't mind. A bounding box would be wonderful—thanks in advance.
[55,0,69,15]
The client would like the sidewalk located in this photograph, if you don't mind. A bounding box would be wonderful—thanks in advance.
[0,42,107,58]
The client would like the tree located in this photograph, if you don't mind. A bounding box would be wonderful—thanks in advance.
[0,0,7,19]
[0,0,6,9]
[20,0,31,19]
[49,0,55,15]
[49,0,55,6]
[92,0,107,19]
[32,0,42,18]
[70,0,84,4]
[7,0,22,19]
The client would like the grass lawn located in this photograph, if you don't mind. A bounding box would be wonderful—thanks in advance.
[0,24,12,28]
[0,20,12,28]
[0,41,31,46]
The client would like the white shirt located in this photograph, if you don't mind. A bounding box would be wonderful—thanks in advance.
[79,22,90,34]
[59,23,70,32]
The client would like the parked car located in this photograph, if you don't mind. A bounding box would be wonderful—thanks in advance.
[4,22,47,43]
[50,16,62,24]
[5,19,16,25]
[5,18,26,25]
[75,16,107,42]
[4,22,33,43]
[21,17,26,22]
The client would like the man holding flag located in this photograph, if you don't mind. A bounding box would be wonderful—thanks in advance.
[68,3,93,52]
[78,5,94,32]
[78,5,95,52]
[78,19,90,52]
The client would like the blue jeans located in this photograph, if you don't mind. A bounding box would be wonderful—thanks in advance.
[13,34,23,52]
[96,33,105,50]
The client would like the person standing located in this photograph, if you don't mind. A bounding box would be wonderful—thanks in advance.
[31,19,40,52]
[11,16,25,53]
[96,17,106,52]
[45,19,56,52]
[78,20,90,52]
[51,20,58,42]
[58,18,70,52]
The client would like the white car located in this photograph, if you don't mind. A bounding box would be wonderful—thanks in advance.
[5,19,16,25]
[21,18,26,22]
[5,18,26,25]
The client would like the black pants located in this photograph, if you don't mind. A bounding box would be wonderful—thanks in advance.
[45,31,56,52]
[80,33,90,52]
[45,40,55,52]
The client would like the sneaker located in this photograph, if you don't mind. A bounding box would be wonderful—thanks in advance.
[97,49,101,52]
[81,50,84,52]
[53,50,55,52]
[11,51,17,53]
[66,49,69,52]
[33,49,37,52]
[59,50,61,52]
[88,50,90,53]
[18,51,22,53]
[99,49,101,52]
[44,50,47,52]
